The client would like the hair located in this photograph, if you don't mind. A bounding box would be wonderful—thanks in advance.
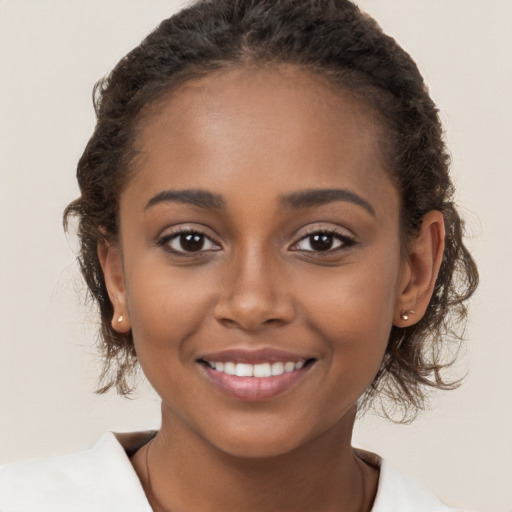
[64,0,478,422]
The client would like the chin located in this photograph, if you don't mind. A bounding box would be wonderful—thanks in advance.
[196,416,334,460]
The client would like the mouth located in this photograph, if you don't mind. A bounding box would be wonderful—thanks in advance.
[197,349,317,401]
[201,359,310,377]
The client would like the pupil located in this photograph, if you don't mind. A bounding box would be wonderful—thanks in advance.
[310,234,333,251]
[181,233,204,252]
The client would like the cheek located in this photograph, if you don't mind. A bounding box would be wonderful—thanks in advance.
[125,262,217,362]
[297,253,401,382]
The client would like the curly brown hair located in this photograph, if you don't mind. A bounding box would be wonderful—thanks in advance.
[64,0,478,422]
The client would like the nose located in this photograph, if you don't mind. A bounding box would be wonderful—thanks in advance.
[213,250,295,331]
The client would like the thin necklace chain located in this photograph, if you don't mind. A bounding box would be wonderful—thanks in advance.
[146,437,174,512]
[144,437,368,512]
[356,454,368,512]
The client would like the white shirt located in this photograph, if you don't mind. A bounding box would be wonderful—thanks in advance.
[0,432,465,511]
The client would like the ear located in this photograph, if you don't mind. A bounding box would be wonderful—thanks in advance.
[393,210,445,327]
[97,239,131,333]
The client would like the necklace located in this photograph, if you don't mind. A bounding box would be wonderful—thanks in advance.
[356,454,368,512]
[145,437,174,512]
[145,438,369,512]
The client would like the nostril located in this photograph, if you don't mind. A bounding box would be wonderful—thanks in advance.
[217,317,243,329]
[263,317,285,325]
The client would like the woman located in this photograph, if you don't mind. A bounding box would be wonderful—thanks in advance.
[0,0,478,510]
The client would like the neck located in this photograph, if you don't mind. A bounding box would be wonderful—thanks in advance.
[132,404,378,512]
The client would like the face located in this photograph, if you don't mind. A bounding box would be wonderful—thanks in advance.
[107,66,409,457]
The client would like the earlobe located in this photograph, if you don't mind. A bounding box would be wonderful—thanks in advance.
[394,210,445,327]
[97,239,131,333]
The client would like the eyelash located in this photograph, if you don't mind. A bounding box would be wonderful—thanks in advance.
[156,227,357,256]
[156,228,221,256]
[290,228,357,254]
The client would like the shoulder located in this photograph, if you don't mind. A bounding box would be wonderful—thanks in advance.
[0,432,153,512]
[372,458,469,512]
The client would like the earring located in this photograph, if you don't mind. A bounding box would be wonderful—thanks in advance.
[400,310,414,321]
[117,315,124,324]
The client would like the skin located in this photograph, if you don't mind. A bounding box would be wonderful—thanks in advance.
[99,65,445,512]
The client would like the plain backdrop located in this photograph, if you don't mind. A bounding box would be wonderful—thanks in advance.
[1,1,511,511]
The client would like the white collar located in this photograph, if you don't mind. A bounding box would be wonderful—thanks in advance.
[0,431,457,511]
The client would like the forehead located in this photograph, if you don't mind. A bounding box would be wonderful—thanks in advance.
[128,65,393,210]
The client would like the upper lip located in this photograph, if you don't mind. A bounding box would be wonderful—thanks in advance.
[198,348,315,365]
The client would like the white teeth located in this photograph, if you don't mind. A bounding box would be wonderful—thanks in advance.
[253,363,271,377]
[206,360,307,377]
[224,362,236,375]
[271,362,284,376]
[284,362,295,373]
[235,363,253,377]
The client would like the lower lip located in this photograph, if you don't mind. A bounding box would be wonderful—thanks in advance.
[199,364,313,401]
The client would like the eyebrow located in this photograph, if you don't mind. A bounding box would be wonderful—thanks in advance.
[144,187,375,217]
[280,188,375,216]
[145,189,226,210]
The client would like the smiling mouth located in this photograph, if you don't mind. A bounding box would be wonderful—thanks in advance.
[201,360,311,377]
[197,356,316,401]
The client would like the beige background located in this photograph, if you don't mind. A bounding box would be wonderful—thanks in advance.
[1,1,511,510]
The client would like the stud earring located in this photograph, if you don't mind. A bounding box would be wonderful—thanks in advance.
[117,315,124,324]
[400,310,414,321]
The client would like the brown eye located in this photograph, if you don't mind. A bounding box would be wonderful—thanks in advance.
[179,233,206,252]
[159,230,221,254]
[292,230,355,253]
[308,233,337,252]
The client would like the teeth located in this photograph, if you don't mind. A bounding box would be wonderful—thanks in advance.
[253,363,271,377]
[235,363,253,377]
[224,362,236,375]
[207,360,306,377]
[284,362,295,373]
[271,362,284,376]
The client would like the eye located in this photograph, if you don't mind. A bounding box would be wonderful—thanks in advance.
[291,230,355,253]
[158,229,221,254]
